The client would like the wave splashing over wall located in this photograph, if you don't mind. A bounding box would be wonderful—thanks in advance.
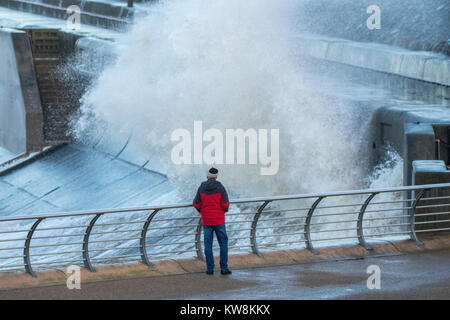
[74,0,396,199]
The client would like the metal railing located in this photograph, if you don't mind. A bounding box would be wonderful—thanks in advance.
[0,183,450,277]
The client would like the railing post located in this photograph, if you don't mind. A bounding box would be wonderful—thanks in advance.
[195,218,204,261]
[410,189,427,246]
[83,214,102,272]
[24,218,44,278]
[140,209,160,268]
[357,192,378,250]
[304,197,325,255]
[250,200,271,258]
[128,0,133,8]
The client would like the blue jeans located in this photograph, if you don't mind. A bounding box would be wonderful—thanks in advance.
[203,223,228,271]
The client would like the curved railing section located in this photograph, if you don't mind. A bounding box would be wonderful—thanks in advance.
[0,183,449,277]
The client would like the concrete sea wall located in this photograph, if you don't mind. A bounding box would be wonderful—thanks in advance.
[296,35,450,90]
[0,28,43,154]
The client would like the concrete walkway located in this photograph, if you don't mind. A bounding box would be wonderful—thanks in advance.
[1,250,450,300]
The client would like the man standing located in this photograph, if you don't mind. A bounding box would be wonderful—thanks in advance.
[193,168,232,275]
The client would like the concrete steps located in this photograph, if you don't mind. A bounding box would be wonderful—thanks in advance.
[0,0,136,30]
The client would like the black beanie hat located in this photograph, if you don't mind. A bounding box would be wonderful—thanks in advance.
[209,168,219,174]
[207,167,219,179]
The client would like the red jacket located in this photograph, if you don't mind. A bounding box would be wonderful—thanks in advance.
[193,179,230,225]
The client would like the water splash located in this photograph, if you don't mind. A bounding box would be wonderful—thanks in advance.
[74,0,398,200]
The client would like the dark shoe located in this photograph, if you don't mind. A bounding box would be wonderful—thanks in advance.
[206,270,214,275]
[221,269,232,275]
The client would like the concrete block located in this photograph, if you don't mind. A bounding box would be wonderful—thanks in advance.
[295,34,450,87]
[0,28,44,153]
[423,58,450,86]
[398,53,427,80]
[403,123,435,186]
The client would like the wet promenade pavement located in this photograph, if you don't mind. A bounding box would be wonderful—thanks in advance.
[1,250,449,300]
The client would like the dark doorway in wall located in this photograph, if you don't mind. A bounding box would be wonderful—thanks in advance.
[433,125,450,167]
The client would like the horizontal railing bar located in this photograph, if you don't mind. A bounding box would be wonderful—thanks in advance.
[227,228,253,232]
[415,219,450,225]
[148,240,197,247]
[94,258,141,264]
[309,219,358,226]
[28,245,149,257]
[363,223,409,229]
[416,227,450,233]
[258,216,306,222]
[226,220,255,224]
[0,263,27,268]
[365,231,410,237]
[29,242,83,249]
[0,208,160,222]
[258,240,307,246]
[89,237,139,244]
[2,183,449,222]
[311,227,358,233]
[29,251,82,257]
[29,229,194,240]
[215,244,251,250]
[227,236,252,241]
[255,224,306,230]
[316,203,365,209]
[95,221,146,227]
[0,229,30,234]
[0,255,24,260]
[365,207,411,213]
[90,229,143,235]
[0,238,27,243]
[262,208,309,214]
[90,254,142,261]
[416,203,450,209]
[151,217,198,222]
[364,215,409,221]
[421,196,450,201]
[147,249,195,255]
[226,212,257,216]
[147,224,198,230]
[0,246,25,251]
[313,235,358,241]
[88,246,142,252]
[34,225,89,232]
[256,231,307,238]
[415,211,450,217]
[148,232,197,238]
[226,211,255,215]
[0,267,27,272]
[31,234,86,240]
[314,211,359,218]
[370,198,414,205]
[31,259,82,266]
